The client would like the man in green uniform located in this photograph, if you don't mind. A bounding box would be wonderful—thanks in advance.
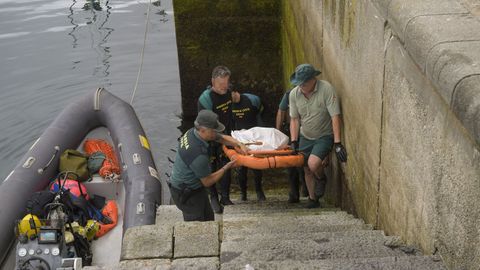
[289,64,347,208]
[169,110,248,221]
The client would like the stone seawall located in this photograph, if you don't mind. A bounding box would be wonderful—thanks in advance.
[282,0,480,269]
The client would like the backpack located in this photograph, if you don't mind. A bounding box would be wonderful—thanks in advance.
[59,149,90,182]
[25,191,56,219]
[87,152,106,174]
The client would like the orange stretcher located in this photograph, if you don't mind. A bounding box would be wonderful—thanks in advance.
[222,145,304,169]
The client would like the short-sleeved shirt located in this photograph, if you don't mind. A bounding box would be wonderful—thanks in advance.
[289,80,340,140]
[198,86,233,134]
[170,128,211,190]
[232,93,263,130]
[278,90,291,112]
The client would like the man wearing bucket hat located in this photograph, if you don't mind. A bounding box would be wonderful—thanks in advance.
[277,89,327,203]
[168,110,248,221]
[288,63,347,208]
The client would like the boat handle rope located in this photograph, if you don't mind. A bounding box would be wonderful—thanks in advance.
[130,0,152,105]
[38,146,60,174]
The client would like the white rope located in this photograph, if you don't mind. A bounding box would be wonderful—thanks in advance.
[131,0,152,105]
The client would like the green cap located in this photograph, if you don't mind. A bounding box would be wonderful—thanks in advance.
[195,110,225,132]
[289,64,321,86]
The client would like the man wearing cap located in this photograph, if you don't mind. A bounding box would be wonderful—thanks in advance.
[169,110,248,221]
[289,63,347,208]
[197,65,236,212]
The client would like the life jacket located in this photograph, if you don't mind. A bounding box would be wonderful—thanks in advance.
[83,139,121,180]
[95,200,118,238]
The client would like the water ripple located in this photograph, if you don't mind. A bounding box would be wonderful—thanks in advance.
[0,0,181,185]
[0,32,30,39]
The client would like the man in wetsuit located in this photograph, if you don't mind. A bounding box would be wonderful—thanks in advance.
[231,90,266,201]
[197,66,236,212]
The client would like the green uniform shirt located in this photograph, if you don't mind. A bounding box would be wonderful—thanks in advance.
[289,80,340,140]
[170,129,211,190]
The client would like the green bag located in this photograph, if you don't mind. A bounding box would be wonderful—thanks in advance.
[87,151,106,174]
[59,149,90,182]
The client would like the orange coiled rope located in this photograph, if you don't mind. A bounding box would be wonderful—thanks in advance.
[83,139,121,181]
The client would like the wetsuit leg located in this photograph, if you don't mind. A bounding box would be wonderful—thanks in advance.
[288,167,300,203]
[253,169,265,201]
[238,166,248,201]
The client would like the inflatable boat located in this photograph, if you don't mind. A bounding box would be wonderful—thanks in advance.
[0,88,162,269]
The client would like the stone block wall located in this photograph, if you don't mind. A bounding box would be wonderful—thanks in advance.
[282,0,480,268]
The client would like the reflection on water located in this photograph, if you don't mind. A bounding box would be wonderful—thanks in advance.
[0,0,181,203]
[68,0,114,88]
[83,0,102,11]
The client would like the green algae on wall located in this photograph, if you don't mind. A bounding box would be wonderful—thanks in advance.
[280,0,306,91]
[173,0,283,123]
[324,0,356,48]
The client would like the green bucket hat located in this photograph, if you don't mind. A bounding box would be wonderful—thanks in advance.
[289,64,321,86]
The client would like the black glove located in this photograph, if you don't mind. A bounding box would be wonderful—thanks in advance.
[334,142,347,162]
[290,140,299,154]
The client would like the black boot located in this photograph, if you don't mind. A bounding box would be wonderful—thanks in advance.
[241,190,247,201]
[314,173,327,199]
[253,169,266,201]
[288,196,300,203]
[210,196,223,214]
[256,190,266,201]
[305,197,320,208]
[299,169,308,197]
[220,196,234,205]
[238,167,248,202]
[288,167,301,201]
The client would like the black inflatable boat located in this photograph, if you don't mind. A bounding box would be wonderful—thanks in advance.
[0,88,162,268]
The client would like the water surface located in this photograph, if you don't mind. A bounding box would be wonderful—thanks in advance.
[0,0,181,203]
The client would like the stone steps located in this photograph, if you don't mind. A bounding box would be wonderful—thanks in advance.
[219,198,445,270]
[221,256,446,270]
[222,229,397,245]
[84,201,446,270]
[222,214,372,238]
[220,238,408,265]
[222,197,336,213]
